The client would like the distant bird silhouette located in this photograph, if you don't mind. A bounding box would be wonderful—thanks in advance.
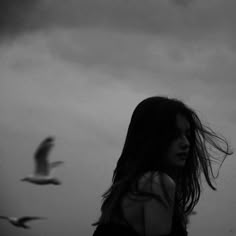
[21,136,64,185]
[0,216,46,229]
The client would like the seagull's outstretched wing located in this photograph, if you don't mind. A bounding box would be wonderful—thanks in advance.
[34,136,55,176]
[50,161,64,170]
[18,216,47,224]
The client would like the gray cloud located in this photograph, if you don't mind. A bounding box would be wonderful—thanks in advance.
[0,0,40,37]
[1,0,236,44]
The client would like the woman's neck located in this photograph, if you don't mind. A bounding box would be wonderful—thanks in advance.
[162,166,182,183]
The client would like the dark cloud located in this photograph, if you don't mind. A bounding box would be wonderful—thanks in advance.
[1,0,236,45]
[0,0,40,36]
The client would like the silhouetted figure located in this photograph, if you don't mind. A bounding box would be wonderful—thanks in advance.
[92,96,233,236]
[0,216,46,229]
[21,136,64,185]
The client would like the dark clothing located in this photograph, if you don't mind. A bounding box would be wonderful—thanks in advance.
[92,220,188,236]
[92,222,140,236]
[92,209,188,236]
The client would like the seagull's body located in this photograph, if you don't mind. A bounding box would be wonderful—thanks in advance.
[0,216,46,229]
[21,136,64,185]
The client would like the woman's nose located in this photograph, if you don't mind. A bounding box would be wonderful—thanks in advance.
[180,135,190,150]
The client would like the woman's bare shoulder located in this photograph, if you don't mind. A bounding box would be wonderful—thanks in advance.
[139,171,175,184]
[140,171,176,236]
[138,171,176,194]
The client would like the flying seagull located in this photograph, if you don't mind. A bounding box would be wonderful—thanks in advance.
[0,216,46,229]
[21,136,64,185]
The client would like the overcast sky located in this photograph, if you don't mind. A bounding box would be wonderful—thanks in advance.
[0,1,236,236]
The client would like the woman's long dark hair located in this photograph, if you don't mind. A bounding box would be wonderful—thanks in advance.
[92,96,233,226]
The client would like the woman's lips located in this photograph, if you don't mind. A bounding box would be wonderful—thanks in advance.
[176,153,188,159]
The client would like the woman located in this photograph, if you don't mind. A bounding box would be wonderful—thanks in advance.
[92,96,233,236]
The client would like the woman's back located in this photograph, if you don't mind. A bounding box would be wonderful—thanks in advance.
[93,171,188,236]
[121,171,182,236]
[120,182,146,235]
[92,173,148,236]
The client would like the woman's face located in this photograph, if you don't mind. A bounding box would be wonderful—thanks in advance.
[166,113,191,168]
